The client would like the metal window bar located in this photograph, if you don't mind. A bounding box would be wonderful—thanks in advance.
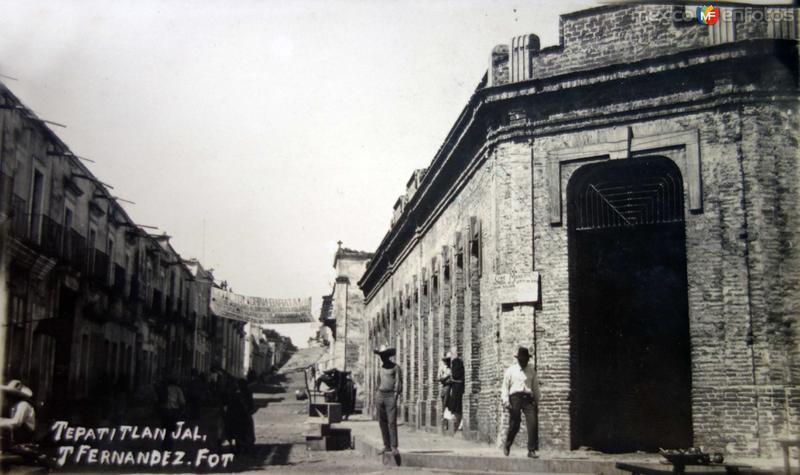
[575,173,683,231]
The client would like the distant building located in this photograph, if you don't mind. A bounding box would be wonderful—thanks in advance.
[244,324,294,378]
[262,328,294,369]
[245,326,270,379]
[317,243,372,395]
[184,259,215,374]
[212,308,246,377]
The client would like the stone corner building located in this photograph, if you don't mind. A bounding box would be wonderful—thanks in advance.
[359,4,799,457]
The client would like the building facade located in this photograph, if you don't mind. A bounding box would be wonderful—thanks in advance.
[360,5,799,457]
[0,81,245,419]
[213,309,246,378]
[185,258,215,375]
[245,326,294,379]
[318,244,373,397]
[245,327,271,379]
[263,328,294,370]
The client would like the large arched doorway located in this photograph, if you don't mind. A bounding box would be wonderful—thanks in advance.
[568,156,692,453]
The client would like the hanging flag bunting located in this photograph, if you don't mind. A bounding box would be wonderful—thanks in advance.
[210,288,313,324]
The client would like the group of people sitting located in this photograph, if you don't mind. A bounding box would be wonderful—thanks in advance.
[0,368,260,462]
[0,380,36,450]
[0,379,57,469]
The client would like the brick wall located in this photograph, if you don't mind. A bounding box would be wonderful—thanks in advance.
[532,5,709,80]
[362,3,798,457]
[492,5,797,85]
[364,138,530,444]
[464,243,481,434]
[739,104,800,451]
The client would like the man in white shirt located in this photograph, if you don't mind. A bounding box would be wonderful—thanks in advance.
[500,347,540,458]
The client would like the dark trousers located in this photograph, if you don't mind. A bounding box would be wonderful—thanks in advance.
[505,393,537,451]
[160,408,181,450]
[376,391,398,449]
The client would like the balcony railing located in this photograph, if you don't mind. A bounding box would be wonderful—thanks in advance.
[10,195,28,240]
[64,230,87,271]
[112,264,126,298]
[150,289,164,316]
[29,212,42,244]
[7,194,96,277]
[91,250,110,286]
[41,215,63,258]
[5,188,199,321]
[130,275,143,302]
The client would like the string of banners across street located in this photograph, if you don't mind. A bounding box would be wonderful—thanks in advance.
[210,288,313,324]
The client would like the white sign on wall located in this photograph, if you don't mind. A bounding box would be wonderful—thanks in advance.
[495,272,540,305]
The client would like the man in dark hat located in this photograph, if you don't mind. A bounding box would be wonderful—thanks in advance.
[374,343,402,456]
[500,346,541,458]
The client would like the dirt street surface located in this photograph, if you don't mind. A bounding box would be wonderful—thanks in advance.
[219,372,450,474]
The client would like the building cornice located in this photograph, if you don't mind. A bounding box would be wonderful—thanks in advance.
[359,39,798,303]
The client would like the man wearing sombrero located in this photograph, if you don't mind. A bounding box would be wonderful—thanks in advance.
[500,346,541,458]
[0,380,36,449]
[374,343,402,456]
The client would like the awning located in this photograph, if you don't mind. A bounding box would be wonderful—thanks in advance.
[279,346,329,374]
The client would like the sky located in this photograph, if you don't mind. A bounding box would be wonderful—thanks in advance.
[0,0,604,346]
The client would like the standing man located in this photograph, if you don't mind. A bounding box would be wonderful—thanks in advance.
[374,344,402,456]
[500,346,541,458]
[447,347,464,435]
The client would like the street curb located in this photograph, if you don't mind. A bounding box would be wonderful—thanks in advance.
[352,433,625,474]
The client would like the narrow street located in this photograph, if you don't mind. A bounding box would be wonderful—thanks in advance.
[224,372,448,474]
[218,371,381,473]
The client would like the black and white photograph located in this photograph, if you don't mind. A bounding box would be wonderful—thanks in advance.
[0,1,798,473]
